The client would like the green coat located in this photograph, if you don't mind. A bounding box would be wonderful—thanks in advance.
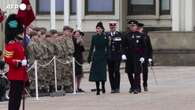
[88,33,109,82]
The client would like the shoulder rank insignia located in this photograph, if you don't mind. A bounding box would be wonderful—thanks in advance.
[4,50,14,58]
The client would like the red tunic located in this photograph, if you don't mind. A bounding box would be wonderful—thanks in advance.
[4,40,28,81]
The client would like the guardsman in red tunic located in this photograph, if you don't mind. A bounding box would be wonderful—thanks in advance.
[4,14,28,110]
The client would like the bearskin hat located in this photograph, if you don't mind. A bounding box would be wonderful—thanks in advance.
[5,14,23,43]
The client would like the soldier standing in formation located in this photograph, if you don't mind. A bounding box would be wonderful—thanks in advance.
[137,23,153,91]
[26,26,75,93]
[123,20,147,94]
[63,26,74,92]
[106,21,123,93]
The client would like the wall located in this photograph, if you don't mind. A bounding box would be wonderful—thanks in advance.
[149,32,195,66]
[31,0,171,32]
[82,32,195,66]
[32,0,121,32]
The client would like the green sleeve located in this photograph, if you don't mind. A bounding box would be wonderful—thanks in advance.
[88,35,95,61]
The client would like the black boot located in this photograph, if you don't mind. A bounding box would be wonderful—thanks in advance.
[133,90,139,94]
[96,81,100,95]
[101,81,105,94]
[96,89,100,95]
[144,86,148,92]
[129,88,134,94]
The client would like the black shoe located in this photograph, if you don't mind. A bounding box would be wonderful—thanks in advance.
[102,88,106,94]
[91,89,103,92]
[115,89,120,93]
[91,88,97,92]
[129,88,134,94]
[77,88,85,93]
[144,87,148,92]
[133,90,139,94]
[96,90,100,95]
[138,88,142,93]
[111,90,115,94]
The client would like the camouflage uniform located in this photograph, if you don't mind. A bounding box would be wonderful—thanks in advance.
[45,38,55,90]
[26,41,35,91]
[37,39,50,92]
[54,37,67,88]
[26,40,45,91]
[63,36,74,92]
[27,35,75,93]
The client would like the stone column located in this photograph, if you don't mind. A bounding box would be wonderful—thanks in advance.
[64,0,70,26]
[172,0,180,31]
[184,0,193,31]
[119,0,128,32]
[76,0,83,30]
[50,0,56,29]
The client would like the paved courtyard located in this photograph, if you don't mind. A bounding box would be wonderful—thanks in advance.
[1,66,195,110]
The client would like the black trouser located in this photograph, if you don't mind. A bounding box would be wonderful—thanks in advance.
[142,62,149,87]
[126,58,141,91]
[0,77,8,101]
[108,60,121,90]
[0,86,6,101]
[127,72,141,91]
[9,80,24,110]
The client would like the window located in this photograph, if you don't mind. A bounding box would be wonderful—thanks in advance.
[160,0,170,15]
[85,0,115,15]
[70,0,77,15]
[128,0,156,15]
[36,0,64,14]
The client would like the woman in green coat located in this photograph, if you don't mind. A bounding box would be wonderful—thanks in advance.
[88,22,109,95]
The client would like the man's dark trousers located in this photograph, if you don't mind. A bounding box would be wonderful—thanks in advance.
[9,80,24,110]
[108,59,121,91]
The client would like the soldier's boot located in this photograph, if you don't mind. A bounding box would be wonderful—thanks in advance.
[133,90,139,94]
[63,86,73,93]
[144,86,148,92]
[138,85,142,93]
[143,82,148,92]
[49,85,55,93]
[129,88,134,94]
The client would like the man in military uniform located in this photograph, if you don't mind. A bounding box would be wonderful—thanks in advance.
[54,34,67,91]
[107,21,123,93]
[62,26,74,92]
[26,31,39,92]
[123,20,146,94]
[4,14,29,110]
[137,23,153,91]
[63,26,74,60]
